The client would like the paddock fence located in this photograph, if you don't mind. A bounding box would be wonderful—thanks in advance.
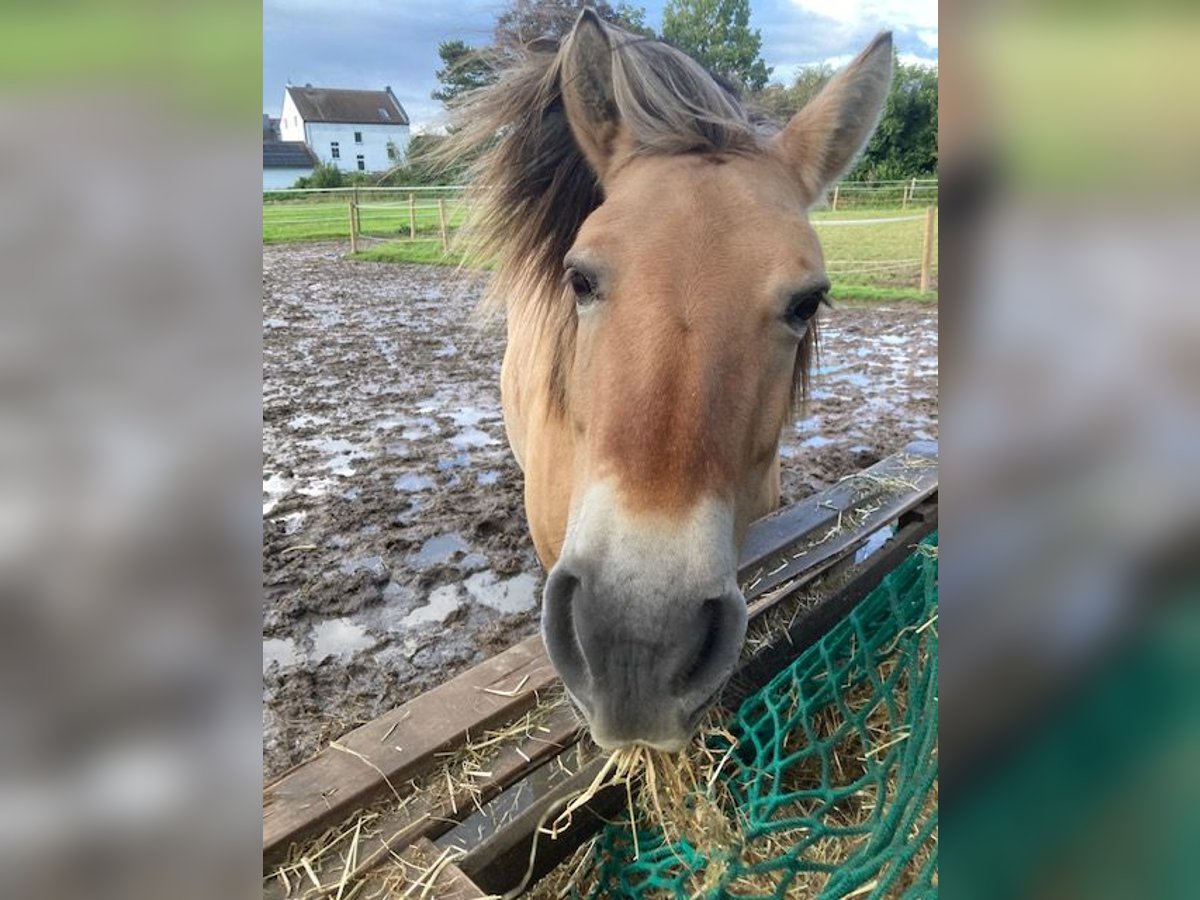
[263,180,938,294]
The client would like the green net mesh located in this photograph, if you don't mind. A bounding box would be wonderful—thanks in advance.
[583,535,938,899]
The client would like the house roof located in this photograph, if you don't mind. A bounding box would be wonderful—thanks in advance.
[285,85,410,126]
[263,141,318,168]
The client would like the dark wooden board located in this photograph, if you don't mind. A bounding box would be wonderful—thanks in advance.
[264,634,558,865]
[459,757,627,896]
[398,837,489,900]
[262,705,586,900]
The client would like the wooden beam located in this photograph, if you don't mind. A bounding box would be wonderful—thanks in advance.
[263,705,584,899]
[263,635,557,865]
[397,837,489,900]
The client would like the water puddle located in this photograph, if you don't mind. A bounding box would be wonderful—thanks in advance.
[297,476,337,498]
[450,427,497,450]
[339,555,388,580]
[444,407,497,428]
[305,436,368,476]
[262,472,290,515]
[801,435,836,449]
[310,618,375,662]
[403,584,464,626]
[476,470,501,486]
[395,474,435,493]
[289,413,330,429]
[459,553,489,572]
[438,454,471,471]
[464,571,539,614]
[410,532,470,568]
[829,371,871,388]
[854,525,894,564]
[263,637,302,673]
[277,511,306,535]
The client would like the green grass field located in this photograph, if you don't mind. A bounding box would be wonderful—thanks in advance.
[262,195,470,244]
[264,195,937,297]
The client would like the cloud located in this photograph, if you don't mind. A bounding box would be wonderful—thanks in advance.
[787,0,937,33]
[751,0,936,83]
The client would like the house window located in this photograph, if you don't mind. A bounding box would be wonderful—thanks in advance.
[330,142,340,159]
[378,107,390,120]
[386,143,397,161]
[356,155,365,171]
[354,131,363,144]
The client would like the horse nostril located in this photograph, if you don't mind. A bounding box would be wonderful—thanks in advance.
[674,597,723,690]
[672,593,748,708]
[541,566,590,699]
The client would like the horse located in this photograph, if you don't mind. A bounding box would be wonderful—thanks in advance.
[447,10,892,751]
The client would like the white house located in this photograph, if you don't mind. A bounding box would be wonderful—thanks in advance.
[279,85,411,174]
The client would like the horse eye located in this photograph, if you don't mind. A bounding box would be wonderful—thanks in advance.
[786,290,825,327]
[566,268,596,301]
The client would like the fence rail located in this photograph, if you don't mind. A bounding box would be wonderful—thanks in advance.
[263,181,938,293]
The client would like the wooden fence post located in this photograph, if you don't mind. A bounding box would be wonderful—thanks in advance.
[348,199,359,254]
[408,193,416,239]
[919,205,936,293]
[831,184,839,212]
[437,198,449,253]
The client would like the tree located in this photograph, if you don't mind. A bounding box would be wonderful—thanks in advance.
[850,57,938,180]
[661,0,771,91]
[752,64,832,121]
[431,39,498,106]
[495,0,653,45]
[433,3,653,111]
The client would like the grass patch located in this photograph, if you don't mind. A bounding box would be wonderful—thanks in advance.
[262,196,469,244]
[349,241,474,266]
[832,284,938,304]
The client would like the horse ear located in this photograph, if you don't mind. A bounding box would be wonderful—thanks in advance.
[771,32,893,205]
[561,9,623,181]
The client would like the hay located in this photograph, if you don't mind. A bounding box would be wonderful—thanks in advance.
[266,691,585,900]
[529,538,938,898]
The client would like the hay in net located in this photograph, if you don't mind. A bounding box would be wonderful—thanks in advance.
[532,534,938,899]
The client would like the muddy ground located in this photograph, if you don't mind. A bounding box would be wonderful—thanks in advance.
[262,242,938,779]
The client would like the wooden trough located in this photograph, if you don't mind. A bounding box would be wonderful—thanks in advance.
[263,442,938,898]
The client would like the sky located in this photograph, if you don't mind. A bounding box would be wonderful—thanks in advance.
[263,0,937,131]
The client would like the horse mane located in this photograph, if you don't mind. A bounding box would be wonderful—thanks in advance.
[442,19,816,415]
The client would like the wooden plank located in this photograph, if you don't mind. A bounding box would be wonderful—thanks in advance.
[743,457,938,604]
[263,444,939,869]
[397,837,488,900]
[263,634,557,865]
[263,705,584,900]
[459,757,626,896]
[738,440,936,569]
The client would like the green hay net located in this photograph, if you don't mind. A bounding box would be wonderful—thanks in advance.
[583,534,938,899]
